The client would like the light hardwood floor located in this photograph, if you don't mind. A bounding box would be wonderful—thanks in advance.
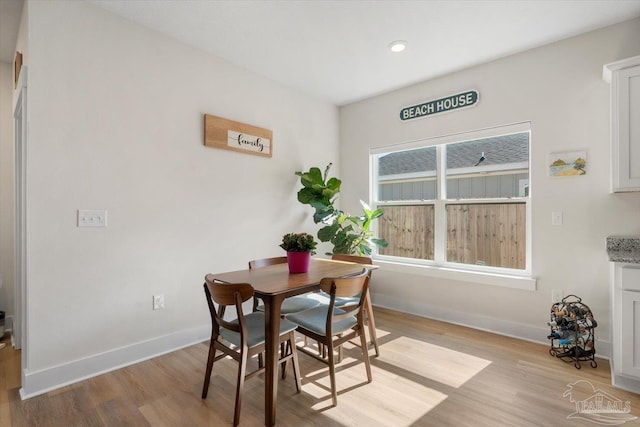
[2,308,639,426]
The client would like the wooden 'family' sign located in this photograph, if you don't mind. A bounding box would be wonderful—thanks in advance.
[204,114,272,158]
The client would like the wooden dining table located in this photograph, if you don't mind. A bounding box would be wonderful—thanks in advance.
[208,257,371,426]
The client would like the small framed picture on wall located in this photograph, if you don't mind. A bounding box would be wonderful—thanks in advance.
[548,151,586,176]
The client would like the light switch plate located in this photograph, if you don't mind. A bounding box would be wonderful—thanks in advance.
[551,211,563,226]
[153,294,165,310]
[78,209,107,227]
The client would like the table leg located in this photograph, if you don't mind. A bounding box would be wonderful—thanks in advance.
[364,288,379,357]
[263,293,284,427]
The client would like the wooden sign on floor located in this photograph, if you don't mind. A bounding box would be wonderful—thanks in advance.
[204,114,272,158]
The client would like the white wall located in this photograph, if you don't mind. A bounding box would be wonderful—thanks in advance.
[21,0,338,396]
[340,18,640,350]
[0,61,14,322]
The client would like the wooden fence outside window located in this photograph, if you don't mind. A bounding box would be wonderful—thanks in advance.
[378,203,526,270]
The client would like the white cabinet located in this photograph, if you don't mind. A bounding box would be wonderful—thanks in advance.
[611,263,640,393]
[621,290,640,378]
[603,56,640,192]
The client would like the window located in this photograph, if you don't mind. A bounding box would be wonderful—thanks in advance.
[371,123,531,275]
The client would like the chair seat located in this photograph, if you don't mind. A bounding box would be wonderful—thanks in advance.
[221,312,298,348]
[256,296,320,315]
[306,292,358,307]
[287,306,357,336]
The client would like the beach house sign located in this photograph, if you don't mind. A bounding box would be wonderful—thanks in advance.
[400,90,479,121]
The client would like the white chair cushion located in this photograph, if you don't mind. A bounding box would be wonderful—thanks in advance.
[256,295,320,315]
[220,311,298,348]
[287,306,357,336]
[307,292,358,307]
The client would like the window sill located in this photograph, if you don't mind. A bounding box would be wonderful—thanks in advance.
[373,259,537,291]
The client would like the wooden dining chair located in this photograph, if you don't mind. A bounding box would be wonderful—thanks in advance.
[201,275,302,427]
[287,269,372,407]
[305,255,379,360]
[249,257,321,315]
[331,254,380,357]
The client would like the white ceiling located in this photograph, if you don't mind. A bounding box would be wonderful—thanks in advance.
[3,1,640,105]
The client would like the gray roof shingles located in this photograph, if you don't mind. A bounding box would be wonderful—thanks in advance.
[379,133,529,175]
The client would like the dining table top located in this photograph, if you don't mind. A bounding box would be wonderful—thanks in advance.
[207,257,374,296]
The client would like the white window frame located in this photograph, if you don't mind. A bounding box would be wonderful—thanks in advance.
[370,122,535,290]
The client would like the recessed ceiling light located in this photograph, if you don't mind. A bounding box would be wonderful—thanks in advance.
[389,40,407,53]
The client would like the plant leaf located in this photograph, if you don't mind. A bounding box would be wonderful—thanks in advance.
[310,200,330,211]
[359,243,372,255]
[318,223,340,242]
[300,167,323,188]
[314,209,334,224]
[371,238,388,248]
[371,208,384,220]
[297,188,316,204]
[326,177,342,191]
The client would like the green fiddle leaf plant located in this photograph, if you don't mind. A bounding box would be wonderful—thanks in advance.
[295,163,388,256]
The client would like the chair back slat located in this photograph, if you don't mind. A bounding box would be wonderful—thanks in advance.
[331,254,373,265]
[247,257,288,310]
[248,256,288,269]
[320,269,369,297]
[205,275,254,304]
[204,275,254,335]
[331,255,374,280]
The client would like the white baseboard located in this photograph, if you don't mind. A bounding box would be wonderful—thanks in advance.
[20,324,210,400]
[373,294,611,360]
[609,358,640,394]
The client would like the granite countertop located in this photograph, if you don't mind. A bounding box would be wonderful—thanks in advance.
[607,236,640,264]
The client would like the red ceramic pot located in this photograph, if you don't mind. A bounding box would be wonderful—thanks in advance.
[287,251,311,273]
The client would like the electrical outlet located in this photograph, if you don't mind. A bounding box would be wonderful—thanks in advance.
[78,209,107,227]
[153,294,165,310]
[551,289,564,303]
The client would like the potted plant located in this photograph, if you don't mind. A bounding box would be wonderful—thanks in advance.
[295,163,387,255]
[279,232,317,273]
